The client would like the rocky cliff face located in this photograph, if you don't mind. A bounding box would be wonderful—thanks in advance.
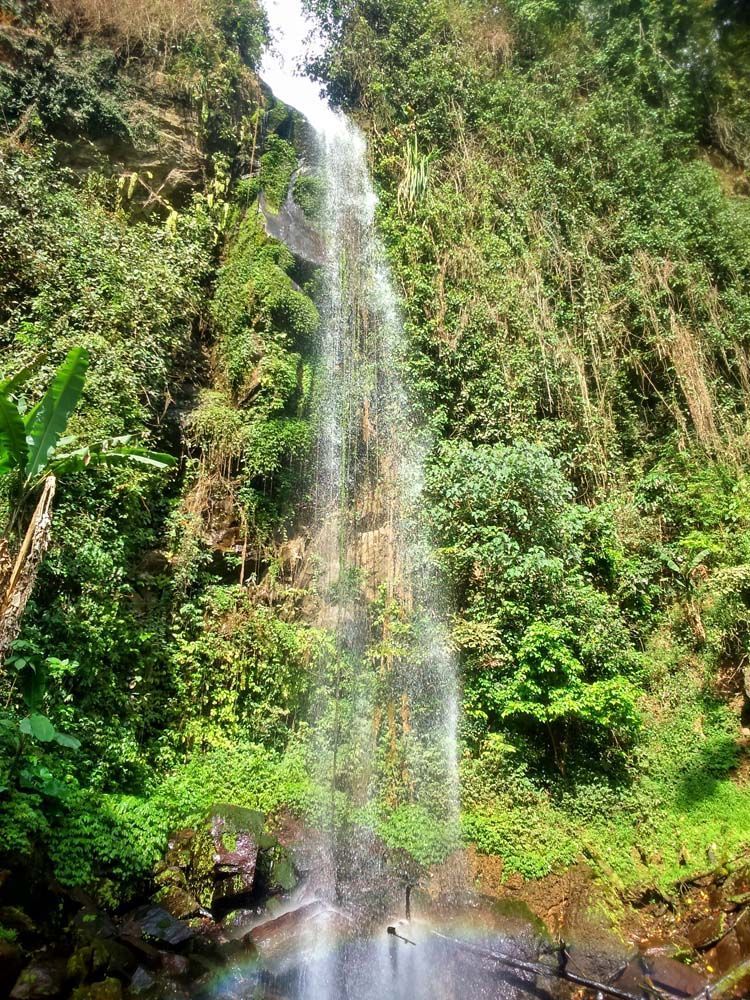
[0,2,262,213]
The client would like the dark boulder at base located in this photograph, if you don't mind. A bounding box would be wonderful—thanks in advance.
[120,907,194,950]
[70,908,117,946]
[158,952,190,979]
[67,938,137,985]
[10,956,67,999]
[243,900,353,973]
[126,966,155,997]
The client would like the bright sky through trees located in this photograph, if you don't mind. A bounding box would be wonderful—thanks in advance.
[261,0,343,133]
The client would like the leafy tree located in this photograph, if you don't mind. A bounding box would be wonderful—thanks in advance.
[498,622,640,774]
[0,349,175,660]
[426,440,639,766]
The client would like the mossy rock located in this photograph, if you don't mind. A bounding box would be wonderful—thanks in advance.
[210,804,265,837]
[67,949,92,985]
[158,806,296,915]
[153,886,201,921]
[162,830,196,871]
[0,906,36,936]
[68,938,136,984]
[153,866,188,890]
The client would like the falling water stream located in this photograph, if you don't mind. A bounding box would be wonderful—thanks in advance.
[263,0,460,901]
[258,2,474,994]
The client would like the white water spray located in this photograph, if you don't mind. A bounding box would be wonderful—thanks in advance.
[262,0,460,920]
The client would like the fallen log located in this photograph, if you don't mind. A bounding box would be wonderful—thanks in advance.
[427,930,712,1000]
[702,958,750,1000]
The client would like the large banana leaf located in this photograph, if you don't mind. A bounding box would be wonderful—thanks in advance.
[51,436,177,475]
[24,348,89,482]
[0,393,28,474]
[93,447,177,470]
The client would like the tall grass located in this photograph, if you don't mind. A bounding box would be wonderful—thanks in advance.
[49,0,210,52]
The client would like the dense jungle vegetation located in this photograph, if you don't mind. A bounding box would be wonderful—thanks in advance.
[306,0,750,887]
[1,0,750,942]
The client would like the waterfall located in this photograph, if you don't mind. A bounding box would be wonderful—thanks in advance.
[262,0,460,917]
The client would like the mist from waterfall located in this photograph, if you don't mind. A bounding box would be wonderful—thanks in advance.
[261,0,460,921]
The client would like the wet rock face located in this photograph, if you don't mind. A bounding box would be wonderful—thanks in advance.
[260,188,325,267]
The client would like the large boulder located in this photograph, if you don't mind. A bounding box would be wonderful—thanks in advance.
[120,907,194,951]
[70,907,117,946]
[243,900,353,973]
[67,938,136,985]
[156,805,295,918]
[126,966,155,996]
[613,954,707,998]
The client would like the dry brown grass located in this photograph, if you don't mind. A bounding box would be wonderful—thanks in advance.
[635,252,723,452]
[48,0,210,52]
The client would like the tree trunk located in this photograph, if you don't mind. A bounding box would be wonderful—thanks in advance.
[0,475,56,664]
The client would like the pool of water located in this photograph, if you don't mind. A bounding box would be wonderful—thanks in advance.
[190,891,682,1000]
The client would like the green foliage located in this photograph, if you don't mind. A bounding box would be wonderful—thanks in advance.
[426,440,639,767]
[173,586,314,749]
[259,134,298,213]
[0,739,309,906]
[24,347,90,481]
[184,205,318,562]
[293,173,324,220]
[0,4,321,917]
[377,804,459,867]
[463,805,579,881]
[210,211,319,396]
[0,36,130,143]
[498,623,640,772]
[0,349,174,506]
[0,152,213,438]
[2,0,750,920]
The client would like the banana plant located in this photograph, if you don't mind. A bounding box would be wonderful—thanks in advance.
[0,347,176,661]
[0,347,175,502]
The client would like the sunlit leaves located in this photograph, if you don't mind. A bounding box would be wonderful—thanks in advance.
[24,347,89,482]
